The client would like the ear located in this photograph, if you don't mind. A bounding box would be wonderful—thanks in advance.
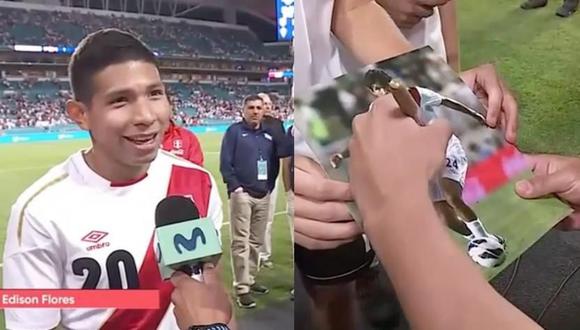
[66,100,89,131]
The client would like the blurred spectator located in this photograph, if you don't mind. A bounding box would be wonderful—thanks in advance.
[0,78,291,130]
[0,7,292,61]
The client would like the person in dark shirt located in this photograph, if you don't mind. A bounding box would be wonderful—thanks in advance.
[257,92,291,268]
[219,95,277,309]
[283,125,295,300]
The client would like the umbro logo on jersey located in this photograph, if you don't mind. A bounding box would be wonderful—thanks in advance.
[82,231,110,252]
[82,231,108,243]
[242,133,248,137]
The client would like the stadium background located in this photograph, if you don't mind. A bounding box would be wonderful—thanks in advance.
[0,0,294,328]
[3,0,580,329]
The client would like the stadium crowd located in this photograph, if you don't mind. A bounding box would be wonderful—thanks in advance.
[0,7,290,61]
[0,79,291,131]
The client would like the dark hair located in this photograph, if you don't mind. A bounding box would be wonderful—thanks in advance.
[243,95,264,106]
[68,28,158,103]
[364,69,392,89]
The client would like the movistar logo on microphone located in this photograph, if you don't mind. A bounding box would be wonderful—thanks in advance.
[174,228,207,254]
[155,195,222,280]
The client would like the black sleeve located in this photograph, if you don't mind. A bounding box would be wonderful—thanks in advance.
[219,126,241,193]
[275,120,292,158]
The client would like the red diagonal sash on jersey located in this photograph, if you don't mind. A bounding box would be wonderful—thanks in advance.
[101,165,212,329]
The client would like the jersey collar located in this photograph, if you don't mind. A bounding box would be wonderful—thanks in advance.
[70,150,154,190]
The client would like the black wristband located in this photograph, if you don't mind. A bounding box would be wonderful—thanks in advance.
[188,323,229,330]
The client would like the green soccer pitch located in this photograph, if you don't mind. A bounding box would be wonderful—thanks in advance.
[0,133,294,328]
[454,0,580,277]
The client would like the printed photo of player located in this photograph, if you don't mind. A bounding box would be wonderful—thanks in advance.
[364,69,506,268]
[295,46,568,277]
[328,67,507,268]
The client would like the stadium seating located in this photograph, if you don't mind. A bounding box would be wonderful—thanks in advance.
[265,44,292,61]
[0,79,291,131]
[0,6,292,132]
[0,7,291,61]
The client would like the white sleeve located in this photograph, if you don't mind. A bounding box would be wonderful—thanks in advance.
[207,173,223,243]
[3,203,63,330]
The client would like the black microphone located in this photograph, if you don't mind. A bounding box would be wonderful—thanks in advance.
[154,195,222,280]
[155,195,200,226]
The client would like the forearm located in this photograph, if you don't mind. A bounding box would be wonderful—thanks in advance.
[439,0,460,71]
[331,0,413,65]
[363,188,539,330]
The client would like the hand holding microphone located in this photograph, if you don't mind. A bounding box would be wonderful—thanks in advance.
[171,266,233,330]
[155,196,234,329]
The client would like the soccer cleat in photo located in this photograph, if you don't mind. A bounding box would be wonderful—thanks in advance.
[467,235,506,268]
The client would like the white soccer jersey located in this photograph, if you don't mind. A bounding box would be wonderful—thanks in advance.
[429,134,468,201]
[293,0,447,155]
[3,150,223,330]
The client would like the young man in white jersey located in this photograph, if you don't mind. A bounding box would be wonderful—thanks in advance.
[363,68,507,267]
[2,29,232,330]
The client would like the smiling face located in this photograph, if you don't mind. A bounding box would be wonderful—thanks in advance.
[89,60,170,165]
[66,29,171,181]
[68,61,170,179]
